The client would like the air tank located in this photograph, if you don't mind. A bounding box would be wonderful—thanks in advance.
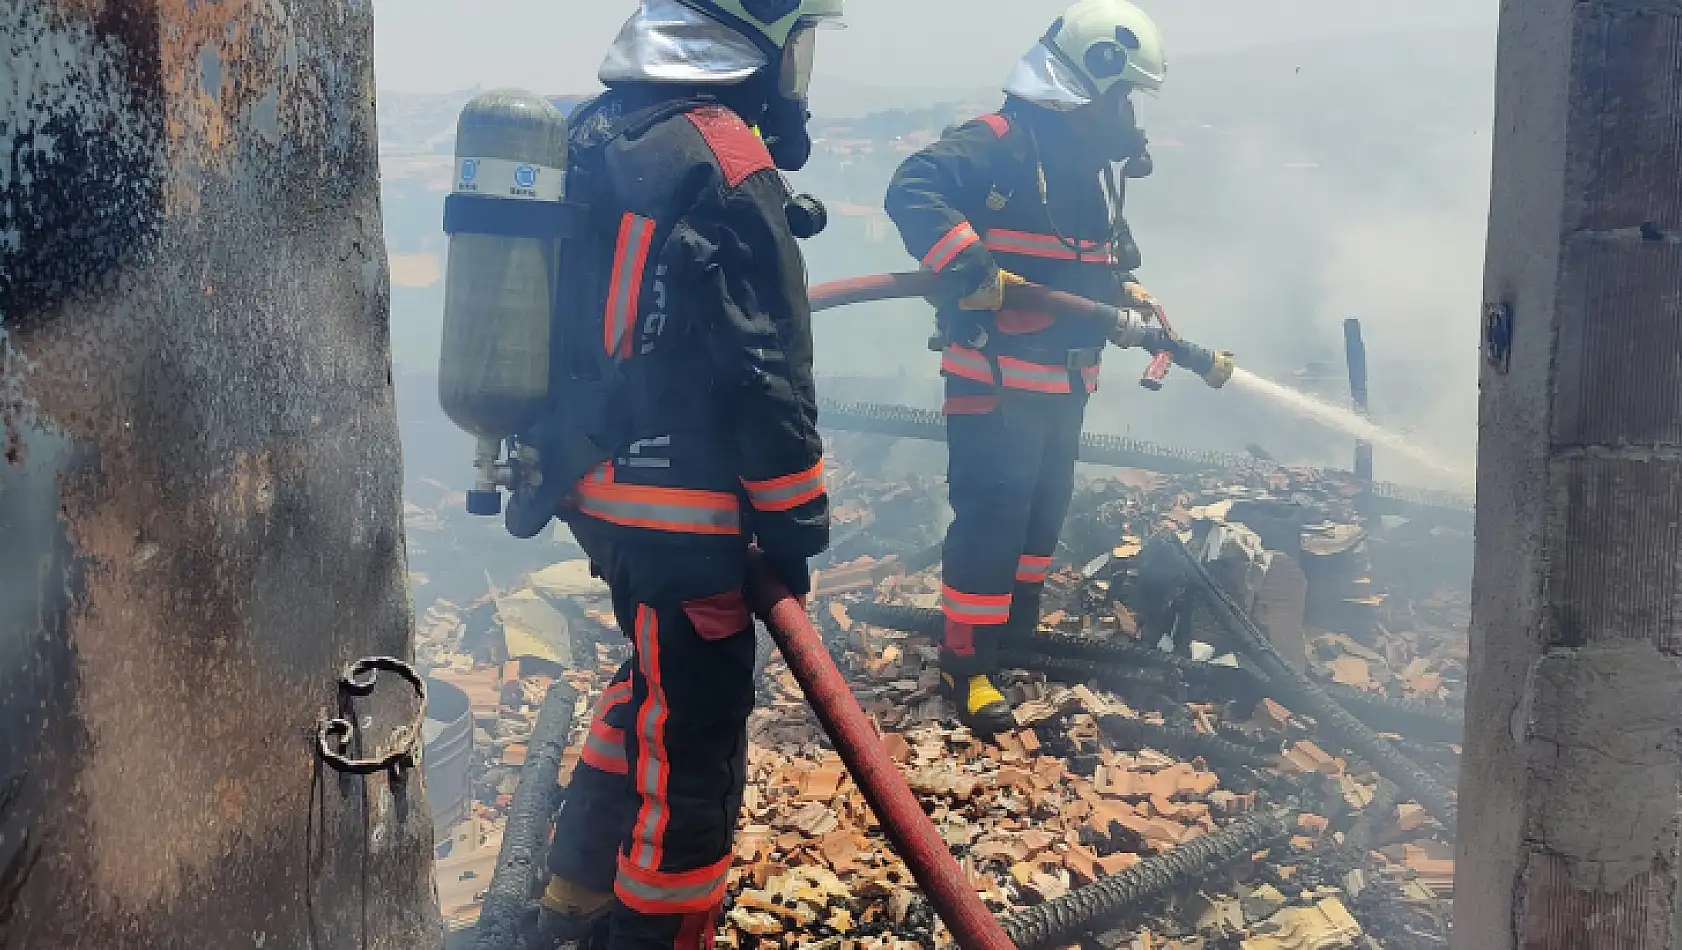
[438,90,569,515]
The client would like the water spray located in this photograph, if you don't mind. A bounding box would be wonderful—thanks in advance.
[808,272,1467,486]
[1224,368,1472,486]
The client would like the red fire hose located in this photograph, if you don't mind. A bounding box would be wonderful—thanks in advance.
[806,272,1233,391]
[808,271,1115,322]
[746,558,1018,950]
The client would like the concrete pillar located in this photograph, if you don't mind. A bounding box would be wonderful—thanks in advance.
[1,2,438,948]
[1457,1,1682,948]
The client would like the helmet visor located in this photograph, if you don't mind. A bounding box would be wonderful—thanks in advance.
[777,17,841,100]
[779,26,817,99]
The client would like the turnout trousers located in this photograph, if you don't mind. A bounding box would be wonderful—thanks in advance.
[548,517,756,950]
[940,389,1088,675]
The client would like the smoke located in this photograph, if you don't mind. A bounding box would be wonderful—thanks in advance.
[798,27,1495,492]
[376,27,1495,496]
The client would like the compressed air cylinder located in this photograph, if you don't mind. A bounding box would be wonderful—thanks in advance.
[438,90,568,441]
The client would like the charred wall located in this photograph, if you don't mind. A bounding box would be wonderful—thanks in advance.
[0,2,438,948]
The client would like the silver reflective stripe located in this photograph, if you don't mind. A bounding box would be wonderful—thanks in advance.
[943,592,1011,622]
[984,228,1113,258]
[1001,361,1073,391]
[605,215,655,360]
[577,495,740,532]
[584,730,626,767]
[747,469,823,510]
[631,608,667,869]
[984,235,1113,263]
[616,865,730,909]
[923,223,978,271]
[943,347,995,381]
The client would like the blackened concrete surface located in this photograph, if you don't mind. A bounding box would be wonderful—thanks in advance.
[1,1,439,947]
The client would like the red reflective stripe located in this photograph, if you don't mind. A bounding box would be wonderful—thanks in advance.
[583,687,630,775]
[1017,554,1054,584]
[983,228,1115,263]
[629,607,671,870]
[1000,375,1070,395]
[1082,363,1102,393]
[942,585,1012,624]
[977,114,1011,138]
[620,853,733,890]
[575,464,742,536]
[943,586,1012,608]
[582,743,629,775]
[596,681,632,714]
[742,460,826,513]
[941,345,995,385]
[945,345,1091,395]
[998,355,1074,394]
[923,221,980,272]
[604,214,657,359]
[615,853,733,916]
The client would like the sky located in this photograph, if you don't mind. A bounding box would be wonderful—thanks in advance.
[371,0,1496,96]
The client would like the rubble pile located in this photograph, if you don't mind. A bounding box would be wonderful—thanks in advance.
[415,443,1468,949]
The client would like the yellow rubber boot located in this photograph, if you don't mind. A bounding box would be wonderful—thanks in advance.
[941,672,1018,737]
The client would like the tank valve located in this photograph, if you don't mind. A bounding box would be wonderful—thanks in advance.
[468,437,508,516]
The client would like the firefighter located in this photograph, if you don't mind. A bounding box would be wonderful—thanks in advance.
[884,0,1166,736]
[531,2,840,948]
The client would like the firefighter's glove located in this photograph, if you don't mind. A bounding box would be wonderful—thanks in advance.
[763,552,813,602]
[1122,281,1155,310]
[959,268,1027,312]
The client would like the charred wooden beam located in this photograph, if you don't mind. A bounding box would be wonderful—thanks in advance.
[998,808,1296,950]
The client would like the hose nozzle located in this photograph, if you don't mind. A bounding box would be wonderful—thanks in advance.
[1111,308,1236,392]
[1167,340,1237,390]
[1205,351,1236,389]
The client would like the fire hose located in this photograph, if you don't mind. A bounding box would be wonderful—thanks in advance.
[745,557,1019,950]
[808,272,1235,392]
[748,564,1294,950]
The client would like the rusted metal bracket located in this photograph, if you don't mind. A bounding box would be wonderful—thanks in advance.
[316,657,427,779]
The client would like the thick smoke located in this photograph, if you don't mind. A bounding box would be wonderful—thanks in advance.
[800,28,1494,491]
[378,28,1495,495]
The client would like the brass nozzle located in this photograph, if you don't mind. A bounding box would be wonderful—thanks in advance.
[1204,351,1237,390]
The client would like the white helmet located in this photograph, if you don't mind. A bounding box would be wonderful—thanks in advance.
[1005,0,1166,111]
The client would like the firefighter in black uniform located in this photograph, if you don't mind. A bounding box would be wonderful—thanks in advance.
[532,2,842,949]
[885,0,1170,736]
